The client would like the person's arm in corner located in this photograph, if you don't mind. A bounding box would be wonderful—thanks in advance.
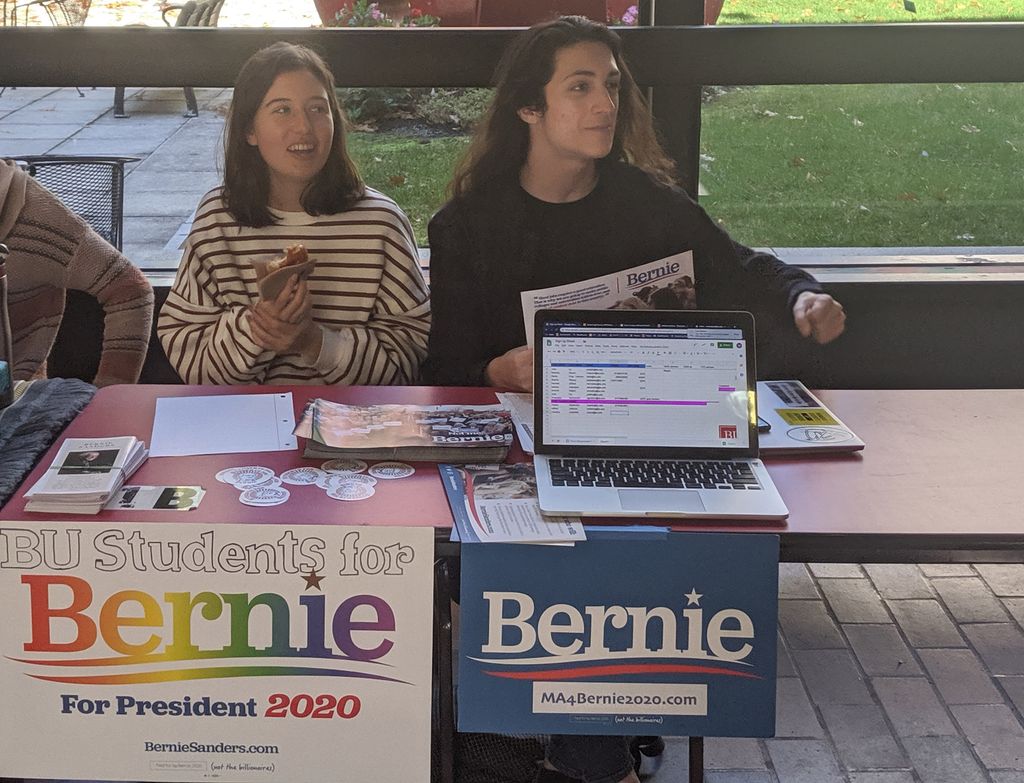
[311,208,430,386]
[20,176,154,386]
[420,208,493,386]
[683,193,845,344]
[157,236,275,384]
[64,229,154,387]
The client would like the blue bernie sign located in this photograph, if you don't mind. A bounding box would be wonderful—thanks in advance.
[458,531,779,738]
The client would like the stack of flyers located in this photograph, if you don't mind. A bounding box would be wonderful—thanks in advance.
[24,436,148,514]
[439,463,585,545]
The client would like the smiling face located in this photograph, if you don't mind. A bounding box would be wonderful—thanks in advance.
[518,41,621,168]
[246,68,335,209]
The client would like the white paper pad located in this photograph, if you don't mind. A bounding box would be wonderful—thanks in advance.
[150,393,297,457]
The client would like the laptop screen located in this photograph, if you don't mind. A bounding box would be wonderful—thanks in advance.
[537,314,755,454]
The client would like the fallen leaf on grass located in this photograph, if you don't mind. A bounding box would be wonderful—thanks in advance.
[789,156,806,168]
[388,174,407,186]
[852,117,864,127]
[896,192,919,202]
[756,109,779,118]
[960,124,981,133]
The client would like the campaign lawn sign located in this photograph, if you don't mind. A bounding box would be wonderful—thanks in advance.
[0,523,433,782]
[458,531,779,737]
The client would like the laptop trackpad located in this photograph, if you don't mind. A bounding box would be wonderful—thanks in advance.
[618,489,706,513]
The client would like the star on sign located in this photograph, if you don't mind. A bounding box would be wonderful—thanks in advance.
[302,570,324,591]
[684,588,703,606]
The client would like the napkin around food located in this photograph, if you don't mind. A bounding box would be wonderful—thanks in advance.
[256,258,316,301]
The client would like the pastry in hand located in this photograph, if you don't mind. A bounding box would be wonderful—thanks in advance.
[265,243,308,274]
[256,244,316,300]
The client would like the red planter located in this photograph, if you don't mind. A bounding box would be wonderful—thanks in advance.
[607,0,725,25]
[418,0,478,25]
[314,0,723,28]
[314,0,480,26]
[313,0,345,25]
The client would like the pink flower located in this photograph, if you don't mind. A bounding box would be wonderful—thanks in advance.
[622,5,638,24]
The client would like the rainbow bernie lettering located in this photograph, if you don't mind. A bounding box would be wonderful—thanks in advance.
[13,575,403,686]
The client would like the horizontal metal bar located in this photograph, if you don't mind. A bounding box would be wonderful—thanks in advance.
[780,534,1024,564]
[1,23,1023,88]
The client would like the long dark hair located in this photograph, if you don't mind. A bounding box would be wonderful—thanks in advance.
[450,16,676,198]
[223,42,364,227]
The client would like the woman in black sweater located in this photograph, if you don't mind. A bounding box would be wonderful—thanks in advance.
[422,17,844,393]
[424,16,846,783]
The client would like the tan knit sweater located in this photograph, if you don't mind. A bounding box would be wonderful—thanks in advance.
[0,159,154,387]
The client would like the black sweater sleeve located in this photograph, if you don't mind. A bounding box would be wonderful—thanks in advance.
[420,206,491,386]
[662,184,822,320]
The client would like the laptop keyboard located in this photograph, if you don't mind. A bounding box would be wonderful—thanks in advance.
[547,459,762,490]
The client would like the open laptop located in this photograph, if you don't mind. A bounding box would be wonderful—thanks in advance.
[533,309,788,521]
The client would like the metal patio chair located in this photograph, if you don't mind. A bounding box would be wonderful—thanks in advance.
[16,155,138,251]
[5,0,90,26]
[113,0,226,118]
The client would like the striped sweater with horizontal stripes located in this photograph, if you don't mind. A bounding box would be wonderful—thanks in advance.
[158,187,430,386]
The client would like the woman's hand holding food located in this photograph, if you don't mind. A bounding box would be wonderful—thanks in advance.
[248,277,322,362]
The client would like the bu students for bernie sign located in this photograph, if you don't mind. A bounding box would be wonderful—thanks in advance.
[458,531,779,738]
[0,523,434,782]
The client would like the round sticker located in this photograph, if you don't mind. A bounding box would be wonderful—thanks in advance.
[239,486,291,506]
[240,475,282,490]
[321,459,368,474]
[786,427,855,444]
[280,467,326,486]
[368,461,415,480]
[216,466,274,486]
[326,481,376,501]
[321,473,377,490]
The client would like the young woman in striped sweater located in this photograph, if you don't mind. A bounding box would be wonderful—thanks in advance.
[158,42,430,385]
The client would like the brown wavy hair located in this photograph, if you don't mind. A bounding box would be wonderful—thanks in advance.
[223,42,364,227]
[450,15,676,198]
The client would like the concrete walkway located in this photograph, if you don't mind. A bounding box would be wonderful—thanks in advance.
[5,83,1024,783]
[0,85,230,269]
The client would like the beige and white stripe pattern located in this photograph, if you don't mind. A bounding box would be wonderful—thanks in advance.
[158,187,430,386]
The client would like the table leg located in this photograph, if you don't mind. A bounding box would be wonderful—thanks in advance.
[434,557,456,783]
[689,736,704,783]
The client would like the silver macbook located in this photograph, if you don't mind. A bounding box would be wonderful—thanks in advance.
[533,309,788,521]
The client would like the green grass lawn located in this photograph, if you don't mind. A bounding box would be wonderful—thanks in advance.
[701,83,1024,246]
[720,0,1024,24]
[347,1,1024,248]
[347,132,469,246]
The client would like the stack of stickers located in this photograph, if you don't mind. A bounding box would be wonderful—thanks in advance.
[215,460,416,507]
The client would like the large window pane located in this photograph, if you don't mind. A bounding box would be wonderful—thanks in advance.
[699,83,1024,247]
